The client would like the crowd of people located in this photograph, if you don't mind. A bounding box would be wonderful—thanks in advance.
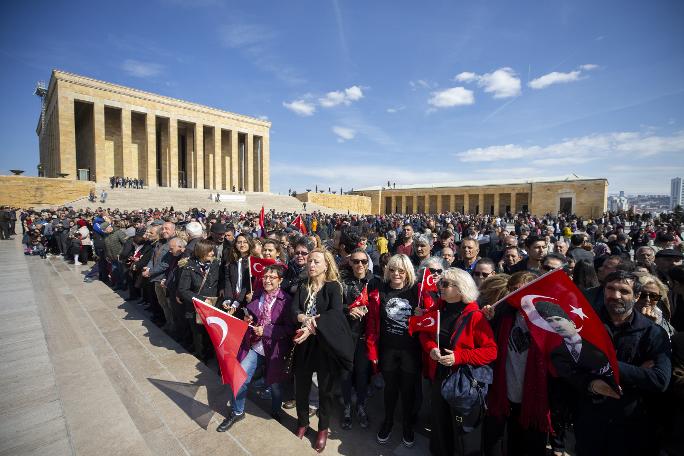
[12,204,684,455]
[109,176,145,189]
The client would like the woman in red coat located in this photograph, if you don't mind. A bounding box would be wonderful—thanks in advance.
[419,267,497,456]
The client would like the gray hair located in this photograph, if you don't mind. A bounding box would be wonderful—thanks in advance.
[419,256,449,271]
[169,237,187,248]
[415,234,432,246]
[442,268,480,303]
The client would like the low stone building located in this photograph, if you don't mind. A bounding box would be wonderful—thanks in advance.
[351,175,608,218]
[36,70,270,191]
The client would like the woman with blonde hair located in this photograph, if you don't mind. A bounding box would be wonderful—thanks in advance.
[478,273,511,307]
[366,254,421,448]
[291,247,354,452]
[636,274,675,336]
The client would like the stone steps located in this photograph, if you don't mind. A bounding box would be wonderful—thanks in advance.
[64,187,339,213]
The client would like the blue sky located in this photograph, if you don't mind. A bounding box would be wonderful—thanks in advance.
[1,0,683,195]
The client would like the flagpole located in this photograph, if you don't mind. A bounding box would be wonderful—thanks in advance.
[489,267,560,309]
[437,310,440,350]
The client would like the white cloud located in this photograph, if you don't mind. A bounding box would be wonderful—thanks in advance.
[454,68,521,98]
[332,126,356,142]
[282,99,316,116]
[528,64,598,90]
[455,130,684,162]
[121,59,164,78]
[409,80,436,90]
[386,105,406,114]
[428,87,475,108]
[319,85,364,107]
[528,70,581,89]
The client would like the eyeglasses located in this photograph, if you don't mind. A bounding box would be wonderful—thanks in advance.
[438,279,455,288]
[262,275,280,282]
[473,271,493,278]
[639,292,661,302]
[389,268,406,275]
[351,258,369,265]
[294,251,309,256]
[428,267,443,275]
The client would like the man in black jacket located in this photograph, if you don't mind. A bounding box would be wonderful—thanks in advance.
[573,271,671,456]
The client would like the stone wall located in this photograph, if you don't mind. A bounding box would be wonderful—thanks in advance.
[0,176,94,208]
[295,192,372,214]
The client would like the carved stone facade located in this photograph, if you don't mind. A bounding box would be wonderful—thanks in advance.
[37,70,270,191]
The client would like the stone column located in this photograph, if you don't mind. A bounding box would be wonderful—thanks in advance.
[450,194,456,212]
[213,127,222,190]
[412,195,418,214]
[245,133,254,192]
[436,193,442,213]
[261,134,270,192]
[401,195,407,214]
[230,130,239,191]
[57,94,76,178]
[494,193,501,216]
[511,192,517,213]
[145,113,156,187]
[463,193,470,214]
[169,118,178,188]
[92,101,107,183]
[121,108,134,178]
[478,193,485,215]
[195,123,204,189]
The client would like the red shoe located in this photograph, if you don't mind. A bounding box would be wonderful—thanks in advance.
[295,426,307,439]
[315,429,329,453]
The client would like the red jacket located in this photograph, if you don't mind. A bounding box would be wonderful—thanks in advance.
[418,301,497,380]
[365,288,381,362]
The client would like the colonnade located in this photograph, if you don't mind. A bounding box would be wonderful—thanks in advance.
[381,190,530,215]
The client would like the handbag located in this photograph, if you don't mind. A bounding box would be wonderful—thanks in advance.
[440,311,493,424]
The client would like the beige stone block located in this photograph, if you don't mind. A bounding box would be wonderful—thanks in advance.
[146,113,157,187]
[194,123,204,189]
[230,130,239,191]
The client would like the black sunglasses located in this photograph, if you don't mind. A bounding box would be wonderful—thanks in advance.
[351,258,369,265]
[429,267,443,275]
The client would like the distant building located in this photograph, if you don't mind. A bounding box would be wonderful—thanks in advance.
[608,190,629,212]
[672,177,683,210]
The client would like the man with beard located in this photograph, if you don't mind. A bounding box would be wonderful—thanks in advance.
[572,271,671,456]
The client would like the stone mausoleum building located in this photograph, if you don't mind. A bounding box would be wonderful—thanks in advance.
[352,175,608,218]
[36,70,270,191]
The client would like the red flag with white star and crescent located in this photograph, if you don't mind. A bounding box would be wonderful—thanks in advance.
[418,268,441,311]
[502,268,620,388]
[292,215,308,234]
[408,309,440,337]
[192,298,249,397]
[348,284,369,309]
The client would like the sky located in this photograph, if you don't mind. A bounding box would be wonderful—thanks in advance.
[1,0,683,195]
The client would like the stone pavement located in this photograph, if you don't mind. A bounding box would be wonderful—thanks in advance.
[0,238,431,455]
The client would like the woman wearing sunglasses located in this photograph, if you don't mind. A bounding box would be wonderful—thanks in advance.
[339,247,376,430]
[421,268,497,456]
[366,253,420,448]
[636,274,675,336]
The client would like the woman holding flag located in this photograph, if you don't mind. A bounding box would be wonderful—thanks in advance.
[291,247,354,452]
[339,247,376,430]
[221,233,254,313]
[418,268,497,456]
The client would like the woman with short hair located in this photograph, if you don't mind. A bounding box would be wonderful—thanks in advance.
[366,254,421,448]
[420,268,497,455]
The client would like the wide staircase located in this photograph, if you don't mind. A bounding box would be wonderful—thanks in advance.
[66,186,338,213]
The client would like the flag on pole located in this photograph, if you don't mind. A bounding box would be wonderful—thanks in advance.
[192,298,249,397]
[418,268,440,311]
[348,284,368,309]
[259,206,265,233]
[292,214,308,234]
[408,309,440,337]
[501,268,620,388]
[248,256,276,281]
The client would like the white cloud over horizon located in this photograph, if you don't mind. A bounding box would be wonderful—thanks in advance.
[428,87,475,108]
[455,67,522,98]
[455,130,684,162]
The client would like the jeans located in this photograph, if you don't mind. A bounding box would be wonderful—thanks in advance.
[230,349,282,416]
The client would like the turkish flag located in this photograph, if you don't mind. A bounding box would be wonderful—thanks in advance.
[192,298,249,397]
[249,256,276,281]
[259,206,265,232]
[348,285,368,309]
[408,309,440,336]
[418,268,441,311]
[292,215,308,234]
[503,268,621,388]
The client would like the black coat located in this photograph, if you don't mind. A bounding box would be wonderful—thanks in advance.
[222,257,251,304]
[178,258,220,313]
